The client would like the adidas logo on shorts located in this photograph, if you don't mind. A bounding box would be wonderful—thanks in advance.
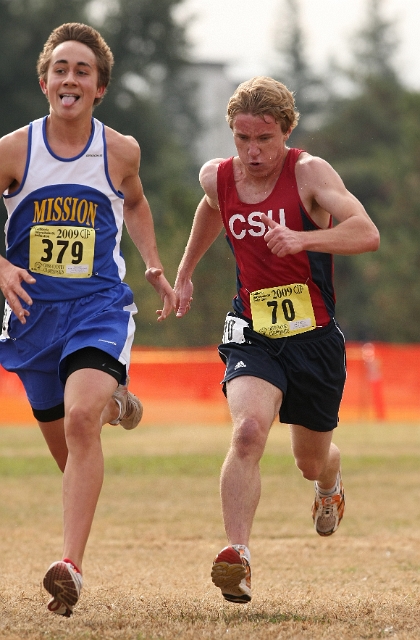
[234,360,247,370]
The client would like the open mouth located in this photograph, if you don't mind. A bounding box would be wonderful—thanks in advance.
[60,94,79,106]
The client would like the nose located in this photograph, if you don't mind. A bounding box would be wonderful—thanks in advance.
[248,141,260,158]
[63,70,78,84]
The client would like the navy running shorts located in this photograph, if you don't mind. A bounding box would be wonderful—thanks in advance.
[0,283,137,413]
[218,313,346,432]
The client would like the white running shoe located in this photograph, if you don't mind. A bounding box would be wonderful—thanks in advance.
[312,471,345,536]
[110,376,143,430]
[43,559,83,617]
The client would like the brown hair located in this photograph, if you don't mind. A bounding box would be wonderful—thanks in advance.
[37,23,114,106]
[226,76,299,133]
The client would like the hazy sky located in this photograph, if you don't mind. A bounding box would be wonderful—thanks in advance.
[175,0,420,89]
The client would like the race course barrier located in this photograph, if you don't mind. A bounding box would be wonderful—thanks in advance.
[0,342,419,425]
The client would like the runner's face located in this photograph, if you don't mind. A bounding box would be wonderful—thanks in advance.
[232,113,290,177]
[40,40,105,118]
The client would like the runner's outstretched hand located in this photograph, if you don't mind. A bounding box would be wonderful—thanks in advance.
[145,267,177,321]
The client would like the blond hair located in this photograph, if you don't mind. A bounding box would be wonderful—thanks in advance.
[226,76,299,133]
[37,23,114,106]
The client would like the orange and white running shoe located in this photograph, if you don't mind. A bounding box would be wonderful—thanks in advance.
[312,471,345,536]
[43,559,83,617]
[211,545,251,603]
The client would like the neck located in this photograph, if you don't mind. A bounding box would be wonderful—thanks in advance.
[45,114,93,156]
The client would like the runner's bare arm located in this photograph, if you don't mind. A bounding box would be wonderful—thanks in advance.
[262,155,380,257]
[174,160,224,317]
[0,129,36,324]
[110,132,176,320]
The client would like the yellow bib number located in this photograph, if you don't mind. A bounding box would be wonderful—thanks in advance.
[29,225,95,278]
[250,283,316,338]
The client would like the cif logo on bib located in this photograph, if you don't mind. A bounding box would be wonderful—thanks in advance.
[228,209,285,239]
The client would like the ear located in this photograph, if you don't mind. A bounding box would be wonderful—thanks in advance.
[95,85,106,100]
[39,78,48,96]
[284,127,292,141]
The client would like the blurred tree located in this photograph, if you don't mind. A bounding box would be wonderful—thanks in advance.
[0,0,88,135]
[296,0,420,342]
[351,0,399,83]
[365,91,420,342]
[271,0,328,146]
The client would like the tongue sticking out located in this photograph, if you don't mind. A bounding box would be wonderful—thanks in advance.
[62,96,77,106]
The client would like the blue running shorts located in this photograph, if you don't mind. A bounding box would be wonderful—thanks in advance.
[0,283,137,412]
[218,313,346,432]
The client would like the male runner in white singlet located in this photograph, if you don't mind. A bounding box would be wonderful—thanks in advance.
[175,76,380,603]
[0,23,176,616]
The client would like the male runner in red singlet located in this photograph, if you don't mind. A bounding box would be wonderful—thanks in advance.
[175,76,379,603]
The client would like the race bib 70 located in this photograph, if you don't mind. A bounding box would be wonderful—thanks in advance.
[250,283,316,338]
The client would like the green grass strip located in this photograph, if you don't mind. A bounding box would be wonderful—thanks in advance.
[0,453,419,477]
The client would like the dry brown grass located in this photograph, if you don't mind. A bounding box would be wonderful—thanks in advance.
[1,422,420,639]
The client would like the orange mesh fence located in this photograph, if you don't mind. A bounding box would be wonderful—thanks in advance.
[343,342,420,422]
[0,342,419,425]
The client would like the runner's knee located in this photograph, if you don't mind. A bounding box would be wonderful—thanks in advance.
[294,456,325,481]
[231,417,268,459]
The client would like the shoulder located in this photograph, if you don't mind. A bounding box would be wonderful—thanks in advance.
[103,126,141,188]
[199,157,226,179]
[296,151,340,179]
[104,125,140,168]
[0,126,30,189]
[199,157,230,188]
[0,126,30,157]
[199,158,228,207]
[295,151,345,191]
